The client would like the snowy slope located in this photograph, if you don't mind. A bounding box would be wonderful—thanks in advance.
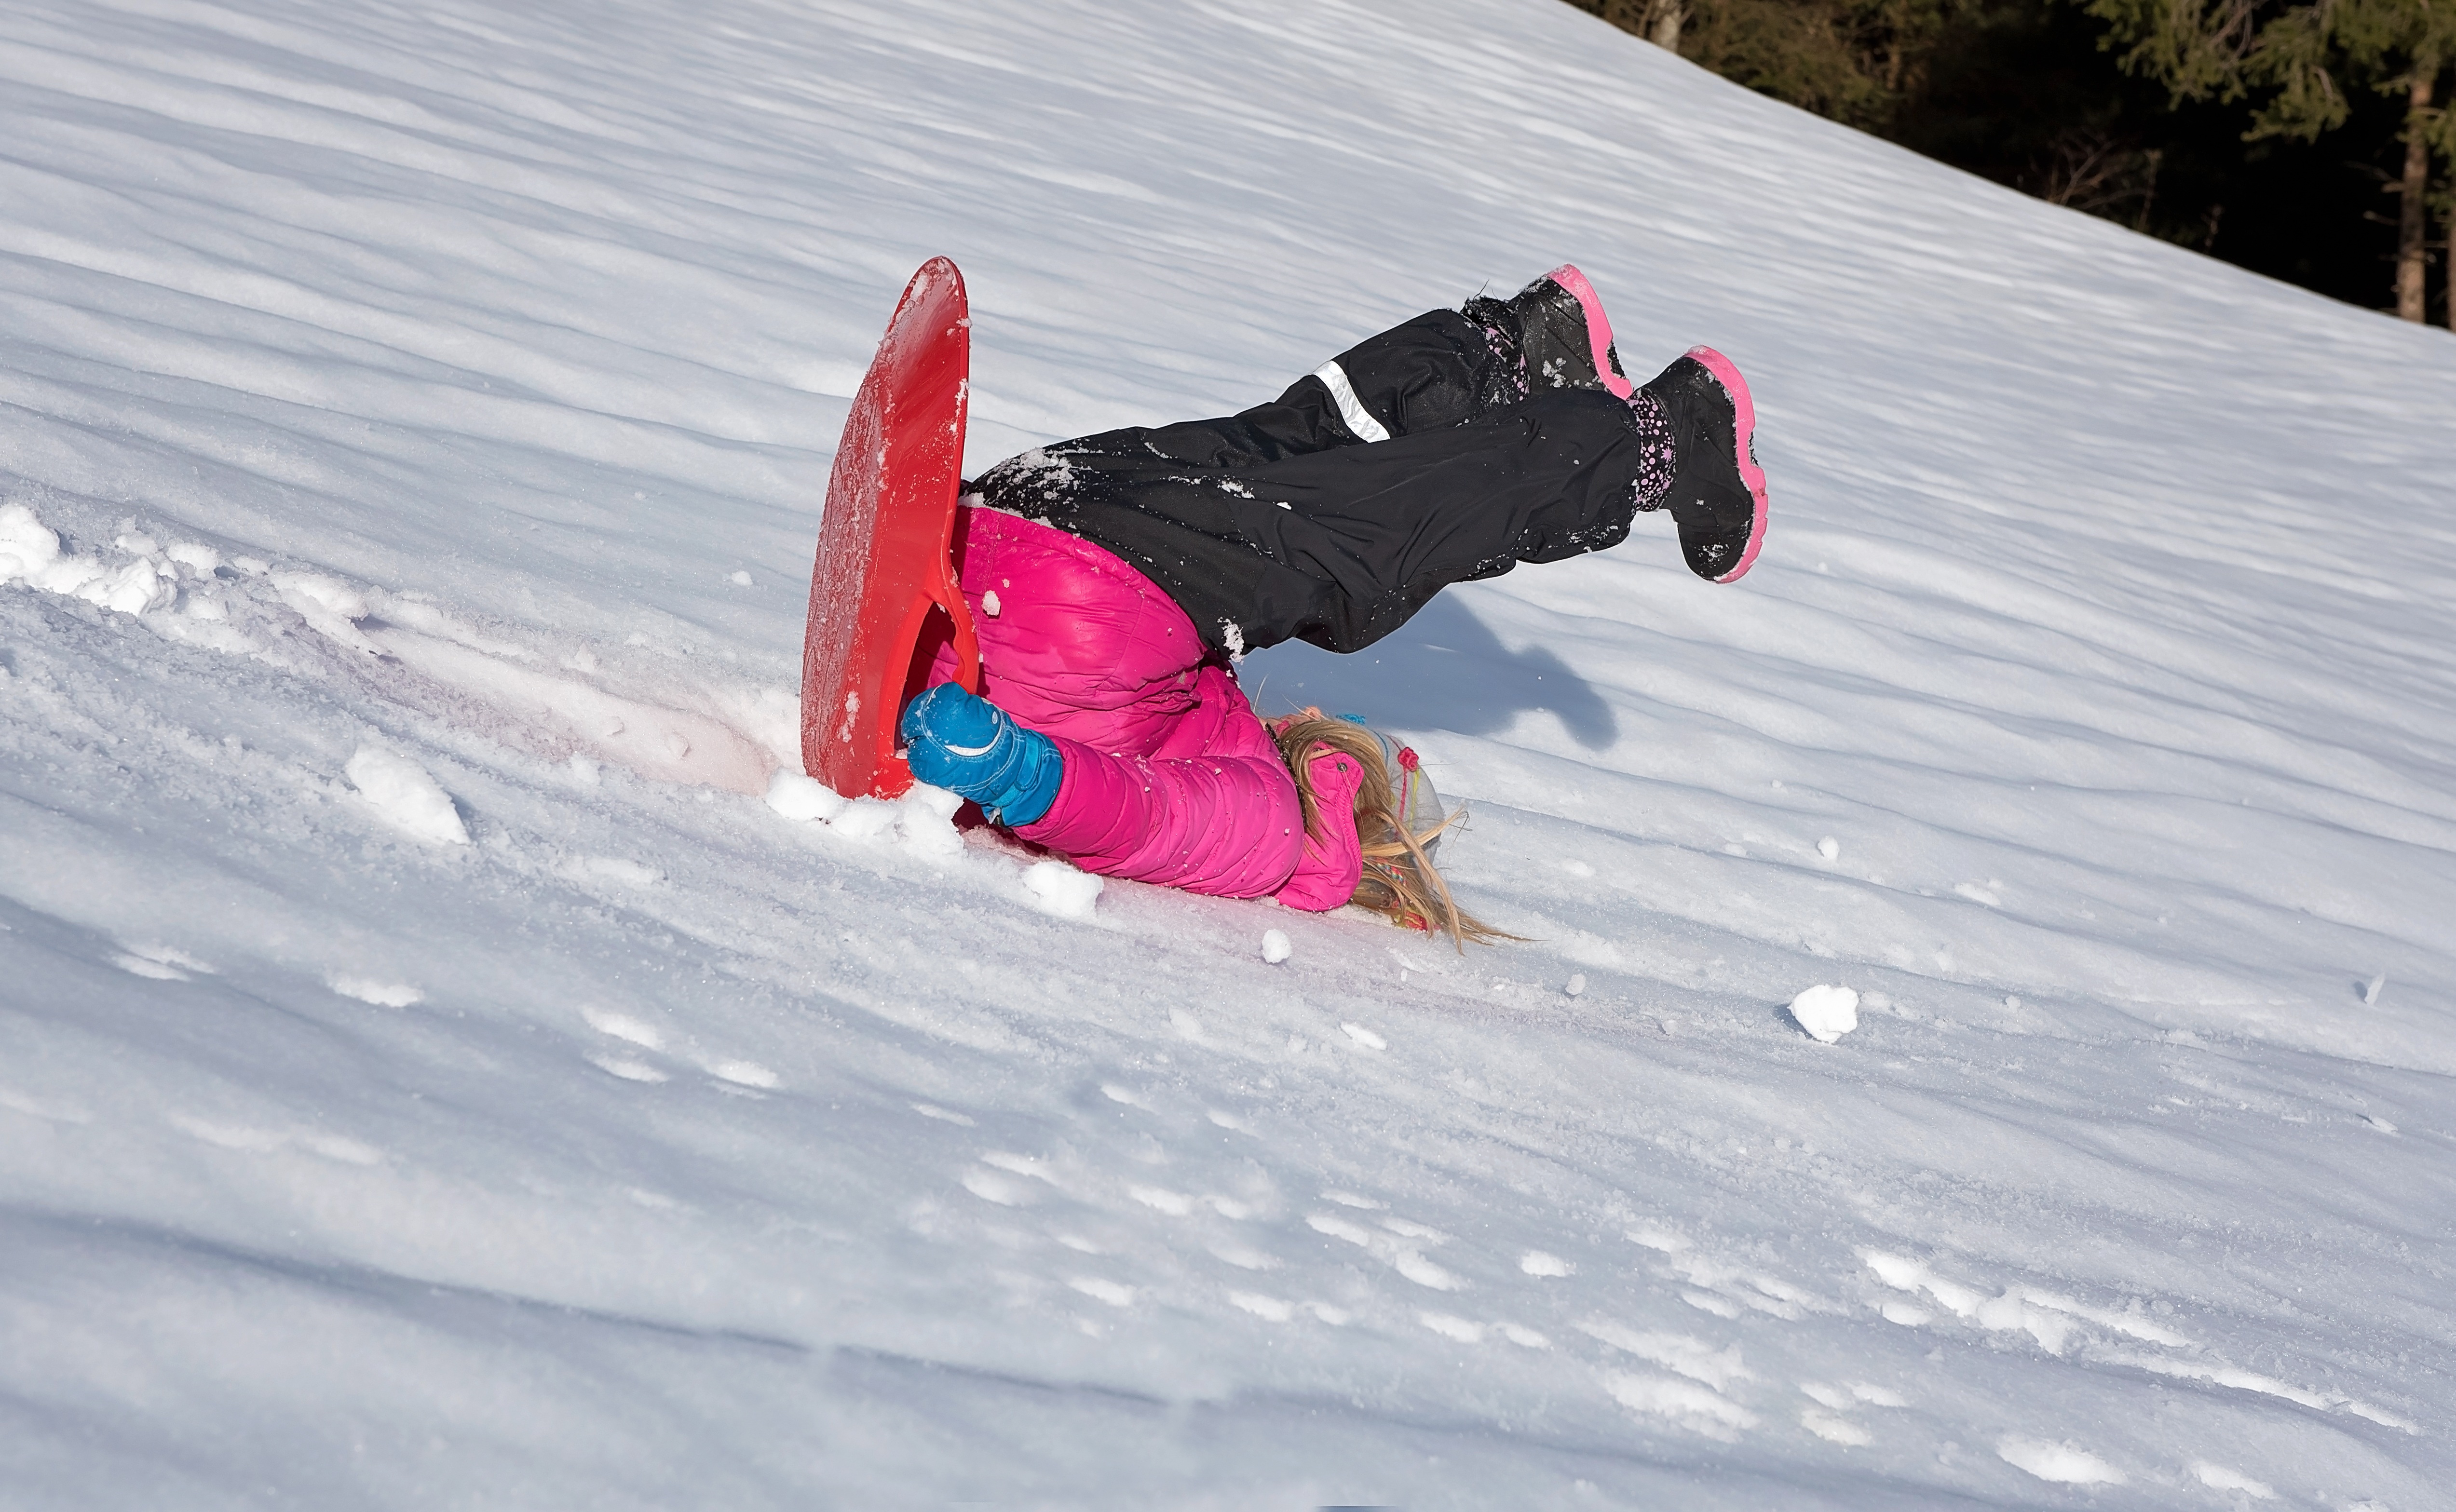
[3,0,2454,1506]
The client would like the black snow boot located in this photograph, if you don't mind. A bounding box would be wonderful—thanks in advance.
[1641,347,1769,583]
[1465,263,1632,399]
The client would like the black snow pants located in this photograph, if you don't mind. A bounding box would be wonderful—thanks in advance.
[968,308,1660,656]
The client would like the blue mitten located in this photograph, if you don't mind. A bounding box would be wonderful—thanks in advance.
[899,683,1064,825]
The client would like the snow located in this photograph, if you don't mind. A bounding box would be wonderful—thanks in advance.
[0,502,175,614]
[325,974,425,1009]
[1,0,2452,1505]
[1021,857,1104,920]
[2194,1460,2279,1498]
[1788,983,1860,1042]
[344,744,471,845]
[1260,927,1294,963]
[1998,1435,2129,1485]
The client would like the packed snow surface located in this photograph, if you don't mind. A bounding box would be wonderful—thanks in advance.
[2,0,2452,1506]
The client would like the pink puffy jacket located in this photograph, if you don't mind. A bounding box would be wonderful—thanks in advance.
[922,506,1363,909]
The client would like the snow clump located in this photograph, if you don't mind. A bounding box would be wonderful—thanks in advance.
[0,504,73,585]
[274,571,380,652]
[1996,1437,2124,1485]
[1261,929,1291,964]
[165,541,222,575]
[827,797,902,840]
[2191,1462,2275,1499]
[896,783,965,857]
[1021,859,1102,920]
[0,503,175,614]
[765,770,847,823]
[329,976,425,1008]
[815,785,963,856]
[1789,984,1859,1043]
[345,746,470,845]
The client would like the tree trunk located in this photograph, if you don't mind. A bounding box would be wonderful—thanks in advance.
[1648,0,1683,52]
[2396,72,2430,322]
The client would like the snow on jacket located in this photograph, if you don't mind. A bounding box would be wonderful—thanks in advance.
[923,505,1363,908]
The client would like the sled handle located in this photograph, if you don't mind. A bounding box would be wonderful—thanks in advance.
[939,571,984,696]
[921,546,983,699]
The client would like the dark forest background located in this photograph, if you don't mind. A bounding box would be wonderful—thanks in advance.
[1564,0,2454,329]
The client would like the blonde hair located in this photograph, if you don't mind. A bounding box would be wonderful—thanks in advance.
[1270,713,1518,950]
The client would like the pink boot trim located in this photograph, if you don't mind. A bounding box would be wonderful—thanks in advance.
[1542,264,1633,400]
[1681,345,1768,582]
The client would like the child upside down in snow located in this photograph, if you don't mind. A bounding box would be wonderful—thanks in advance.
[898,266,1769,944]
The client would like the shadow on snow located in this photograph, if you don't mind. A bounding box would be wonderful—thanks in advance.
[1243,593,1617,750]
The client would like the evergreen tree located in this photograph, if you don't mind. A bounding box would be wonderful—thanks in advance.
[1565,0,1949,130]
[2084,0,2456,324]
[1565,0,2436,321]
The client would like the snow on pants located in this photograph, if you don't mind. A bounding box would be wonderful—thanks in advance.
[968,307,1657,655]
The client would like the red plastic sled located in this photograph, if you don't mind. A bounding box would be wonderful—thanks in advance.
[800,257,983,799]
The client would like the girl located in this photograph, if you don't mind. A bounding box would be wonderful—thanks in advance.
[900,266,1769,944]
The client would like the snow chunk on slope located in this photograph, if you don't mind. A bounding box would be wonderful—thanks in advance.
[1996,1436,2123,1485]
[765,770,847,823]
[581,1006,663,1050]
[1602,1372,1758,1438]
[275,571,380,653]
[0,505,59,581]
[2193,1463,2274,1498]
[0,504,173,613]
[1022,860,1102,920]
[346,746,469,845]
[1789,985,1859,1043]
[1580,1322,1752,1390]
[329,976,424,1008]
